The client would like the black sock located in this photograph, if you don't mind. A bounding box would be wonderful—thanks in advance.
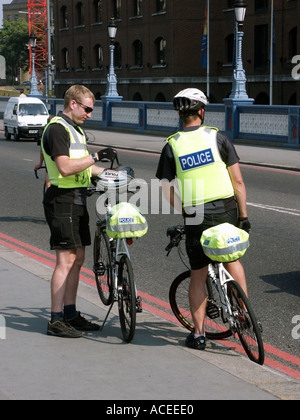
[51,312,63,323]
[64,304,77,320]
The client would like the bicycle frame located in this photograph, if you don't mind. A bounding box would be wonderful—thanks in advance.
[207,263,239,332]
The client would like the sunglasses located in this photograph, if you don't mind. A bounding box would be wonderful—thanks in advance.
[75,100,94,114]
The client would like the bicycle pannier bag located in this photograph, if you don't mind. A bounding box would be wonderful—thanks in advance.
[106,202,148,239]
[200,223,249,262]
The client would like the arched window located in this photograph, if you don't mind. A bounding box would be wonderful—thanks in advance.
[132,92,143,101]
[134,0,142,16]
[93,0,102,23]
[77,46,85,69]
[156,0,166,13]
[61,6,68,29]
[112,0,121,19]
[289,27,297,60]
[62,48,69,69]
[94,44,103,69]
[155,38,166,66]
[155,93,166,102]
[226,34,234,65]
[133,40,143,67]
[76,2,84,26]
[114,42,122,68]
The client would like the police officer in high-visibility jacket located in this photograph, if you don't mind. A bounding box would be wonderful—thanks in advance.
[156,88,251,351]
[42,84,117,338]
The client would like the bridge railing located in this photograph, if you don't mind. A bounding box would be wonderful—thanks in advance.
[0,97,299,147]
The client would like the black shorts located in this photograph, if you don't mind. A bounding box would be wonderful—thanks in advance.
[185,208,238,270]
[43,202,91,250]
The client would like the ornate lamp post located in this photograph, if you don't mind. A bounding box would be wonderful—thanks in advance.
[102,18,122,100]
[28,31,41,97]
[229,0,249,100]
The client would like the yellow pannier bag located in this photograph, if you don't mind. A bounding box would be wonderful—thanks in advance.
[106,202,148,239]
[200,223,250,263]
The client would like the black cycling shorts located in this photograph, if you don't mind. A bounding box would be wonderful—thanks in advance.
[43,202,91,250]
[185,208,238,270]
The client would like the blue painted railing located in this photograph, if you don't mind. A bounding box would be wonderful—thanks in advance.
[0,97,299,147]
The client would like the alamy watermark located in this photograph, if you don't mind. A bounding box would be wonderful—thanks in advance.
[292,315,300,340]
[0,315,6,340]
[291,56,300,80]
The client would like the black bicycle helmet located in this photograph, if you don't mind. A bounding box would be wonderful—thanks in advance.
[173,88,208,112]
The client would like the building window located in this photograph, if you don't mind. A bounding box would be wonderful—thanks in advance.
[155,38,166,66]
[62,48,69,70]
[76,2,85,26]
[77,46,85,70]
[254,0,268,12]
[133,40,143,67]
[93,44,103,69]
[61,6,68,29]
[156,0,166,13]
[93,0,102,23]
[115,43,122,68]
[254,24,268,72]
[112,0,121,19]
[134,0,142,16]
[226,34,234,65]
[289,27,297,60]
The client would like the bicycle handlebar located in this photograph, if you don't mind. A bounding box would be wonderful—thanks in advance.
[165,225,185,256]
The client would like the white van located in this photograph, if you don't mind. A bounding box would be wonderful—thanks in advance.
[3,97,49,141]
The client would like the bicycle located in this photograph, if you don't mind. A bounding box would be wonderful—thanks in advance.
[87,153,143,343]
[166,225,265,365]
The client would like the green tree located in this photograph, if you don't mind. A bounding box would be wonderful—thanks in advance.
[0,19,29,83]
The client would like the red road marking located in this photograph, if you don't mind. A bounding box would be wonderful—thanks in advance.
[0,231,299,379]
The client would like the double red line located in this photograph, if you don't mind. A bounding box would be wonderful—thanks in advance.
[0,231,299,380]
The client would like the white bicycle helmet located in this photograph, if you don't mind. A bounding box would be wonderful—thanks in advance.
[173,88,208,111]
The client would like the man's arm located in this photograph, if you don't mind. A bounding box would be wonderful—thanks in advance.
[227,163,248,218]
[161,179,183,215]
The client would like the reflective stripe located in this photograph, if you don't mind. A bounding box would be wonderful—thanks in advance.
[202,240,250,256]
[107,222,148,233]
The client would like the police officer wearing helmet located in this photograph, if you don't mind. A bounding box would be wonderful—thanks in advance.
[156,88,251,351]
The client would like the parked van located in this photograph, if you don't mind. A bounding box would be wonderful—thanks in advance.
[3,97,49,141]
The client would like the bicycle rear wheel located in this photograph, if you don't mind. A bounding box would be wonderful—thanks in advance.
[93,224,113,306]
[227,281,265,365]
[118,255,136,343]
[169,271,232,340]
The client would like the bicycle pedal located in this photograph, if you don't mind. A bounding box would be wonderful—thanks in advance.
[93,262,105,276]
[206,301,220,319]
[136,296,143,313]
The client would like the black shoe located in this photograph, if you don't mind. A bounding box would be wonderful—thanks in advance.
[185,332,206,350]
[47,319,82,338]
[66,311,100,331]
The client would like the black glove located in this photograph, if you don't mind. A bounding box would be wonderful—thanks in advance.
[121,166,135,178]
[237,217,251,233]
[97,147,117,162]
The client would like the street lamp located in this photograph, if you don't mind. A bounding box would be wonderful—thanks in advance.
[28,31,42,97]
[102,18,122,100]
[229,0,249,100]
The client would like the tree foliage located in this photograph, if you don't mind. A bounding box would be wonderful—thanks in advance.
[0,19,29,72]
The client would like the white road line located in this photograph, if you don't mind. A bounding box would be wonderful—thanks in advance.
[248,202,300,216]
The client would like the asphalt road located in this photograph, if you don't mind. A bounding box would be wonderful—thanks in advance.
[0,131,299,379]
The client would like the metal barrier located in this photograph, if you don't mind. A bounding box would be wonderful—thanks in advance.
[0,96,299,147]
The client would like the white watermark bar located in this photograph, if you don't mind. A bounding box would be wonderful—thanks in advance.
[0,315,6,340]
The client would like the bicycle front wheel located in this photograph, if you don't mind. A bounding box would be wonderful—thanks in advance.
[227,281,265,365]
[93,225,113,306]
[169,271,232,340]
[118,255,136,343]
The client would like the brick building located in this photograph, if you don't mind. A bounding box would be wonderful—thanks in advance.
[7,0,299,105]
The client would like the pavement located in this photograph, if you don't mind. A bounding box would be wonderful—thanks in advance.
[1,129,300,401]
